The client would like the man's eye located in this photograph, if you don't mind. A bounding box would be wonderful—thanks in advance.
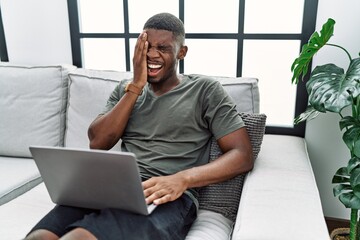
[158,47,169,52]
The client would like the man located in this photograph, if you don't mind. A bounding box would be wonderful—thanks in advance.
[26,12,253,240]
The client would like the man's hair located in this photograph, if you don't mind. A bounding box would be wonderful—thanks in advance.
[143,13,185,45]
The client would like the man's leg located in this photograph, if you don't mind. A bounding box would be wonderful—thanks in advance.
[24,205,99,239]
[61,228,97,240]
[67,194,197,240]
[26,229,59,240]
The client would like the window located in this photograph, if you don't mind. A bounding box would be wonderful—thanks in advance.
[0,4,8,62]
[67,0,318,137]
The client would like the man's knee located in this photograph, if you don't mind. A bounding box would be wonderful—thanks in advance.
[25,229,59,240]
[61,228,97,240]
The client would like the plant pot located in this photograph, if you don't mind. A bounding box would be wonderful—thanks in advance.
[330,228,350,240]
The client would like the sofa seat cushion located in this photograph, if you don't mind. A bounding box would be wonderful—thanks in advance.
[0,157,41,205]
[0,183,54,239]
[232,134,329,240]
[0,63,76,157]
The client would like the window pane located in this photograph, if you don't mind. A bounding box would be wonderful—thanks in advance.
[128,0,178,33]
[81,38,126,71]
[242,40,301,127]
[78,0,124,33]
[185,0,239,33]
[244,0,304,33]
[184,39,237,77]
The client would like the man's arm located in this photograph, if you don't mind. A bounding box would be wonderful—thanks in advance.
[142,127,253,205]
[88,32,149,150]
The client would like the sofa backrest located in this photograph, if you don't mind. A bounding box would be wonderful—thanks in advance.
[64,69,260,150]
[0,63,260,157]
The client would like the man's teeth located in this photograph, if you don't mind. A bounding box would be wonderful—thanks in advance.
[148,64,161,69]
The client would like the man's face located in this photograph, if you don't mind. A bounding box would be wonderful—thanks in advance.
[144,29,185,84]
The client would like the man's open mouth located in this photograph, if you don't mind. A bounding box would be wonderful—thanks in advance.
[148,64,162,76]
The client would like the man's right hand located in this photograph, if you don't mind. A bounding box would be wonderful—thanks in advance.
[132,31,148,89]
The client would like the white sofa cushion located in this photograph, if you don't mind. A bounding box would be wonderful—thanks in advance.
[215,76,259,114]
[0,63,75,157]
[231,135,329,240]
[65,69,133,149]
[0,156,41,205]
[185,210,233,240]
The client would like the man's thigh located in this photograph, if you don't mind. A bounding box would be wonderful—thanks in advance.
[72,194,197,240]
[27,205,99,237]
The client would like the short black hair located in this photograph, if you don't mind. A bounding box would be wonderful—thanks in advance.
[143,13,185,45]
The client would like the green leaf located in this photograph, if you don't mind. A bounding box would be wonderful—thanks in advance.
[340,116,358,131]
[354,140,360,157]
[332,167,350,183]
[343,125,360,151]
[306,58,360,113]
[350,168,360,187]
[339,192,360,209]
[291,18,335,84]
[353,184,360,200]
[348,156,360,173]
[294,106,321,124]
[333,184,352,197]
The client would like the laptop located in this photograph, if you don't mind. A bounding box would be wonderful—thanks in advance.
[29,146,156,215]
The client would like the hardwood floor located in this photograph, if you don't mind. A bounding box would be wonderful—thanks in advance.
[325,217,350,234]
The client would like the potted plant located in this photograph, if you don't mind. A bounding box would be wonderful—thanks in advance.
[291,18,360,240]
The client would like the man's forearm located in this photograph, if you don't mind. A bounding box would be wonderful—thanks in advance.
[177,147,253,189]
[88,91,140,150]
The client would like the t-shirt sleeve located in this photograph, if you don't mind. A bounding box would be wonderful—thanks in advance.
[202,80,245,140]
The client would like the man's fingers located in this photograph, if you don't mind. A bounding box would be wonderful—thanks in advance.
[146,191,173,205]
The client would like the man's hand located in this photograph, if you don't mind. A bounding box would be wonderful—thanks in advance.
[132,31,148,88]
[142,174,188,205]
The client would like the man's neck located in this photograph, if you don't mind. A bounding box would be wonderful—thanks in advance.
[149,76,181,96]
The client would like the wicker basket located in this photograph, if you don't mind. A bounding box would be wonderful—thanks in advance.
[330,228,350,240]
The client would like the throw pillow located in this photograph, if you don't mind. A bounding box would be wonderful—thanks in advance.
[198,112,267,221]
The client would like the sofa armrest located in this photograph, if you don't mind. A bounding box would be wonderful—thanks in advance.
[231,134,329,240]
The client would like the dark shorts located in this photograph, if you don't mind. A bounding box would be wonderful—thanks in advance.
[28,194,196,240]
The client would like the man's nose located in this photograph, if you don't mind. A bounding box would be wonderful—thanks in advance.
[147,47,160,58]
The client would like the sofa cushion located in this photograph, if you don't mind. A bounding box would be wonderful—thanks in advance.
[231,135,330,239]
[65,69,133,149]
[185,210,233,240]
[216,77,259,114]
[198,113,267,221]
[0,63,76,157]
[0,157,42,205]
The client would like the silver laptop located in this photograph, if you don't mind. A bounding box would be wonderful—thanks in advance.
[29,146,156,215]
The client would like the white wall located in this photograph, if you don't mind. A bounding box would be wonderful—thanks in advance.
[306,0,360,219]
[1,0,360,220]
[0,0,72,64]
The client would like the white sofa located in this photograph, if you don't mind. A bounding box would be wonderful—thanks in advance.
[0,63,330,240]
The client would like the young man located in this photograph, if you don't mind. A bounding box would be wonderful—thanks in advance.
[26,13,253,240]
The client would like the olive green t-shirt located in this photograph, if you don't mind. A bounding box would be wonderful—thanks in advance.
[102,74,244,203]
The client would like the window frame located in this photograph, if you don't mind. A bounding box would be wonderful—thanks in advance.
[67,0,319,137]
[0,4,9,62]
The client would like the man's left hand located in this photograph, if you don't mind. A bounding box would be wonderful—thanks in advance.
[142,174,188,205]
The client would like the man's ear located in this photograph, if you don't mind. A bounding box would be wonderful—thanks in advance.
[177,45,188,60]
